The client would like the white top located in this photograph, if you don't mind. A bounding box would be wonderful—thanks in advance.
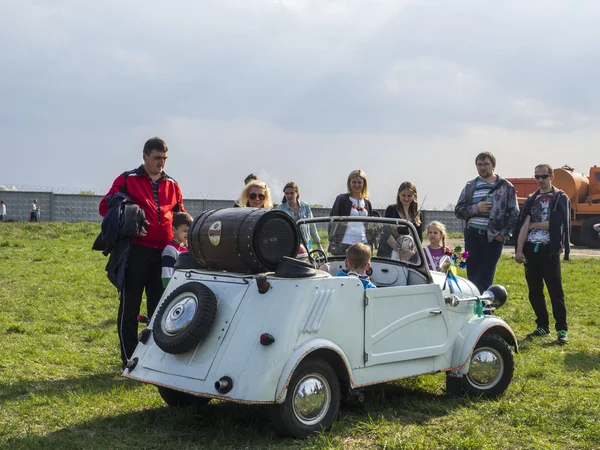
[341,198,368,245]
[527,192,552,244]
[1,204,5,216]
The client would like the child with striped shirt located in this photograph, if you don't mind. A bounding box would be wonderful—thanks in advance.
[161,212,193,288]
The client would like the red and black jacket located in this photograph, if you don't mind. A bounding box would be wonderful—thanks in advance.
[99,166,185,249]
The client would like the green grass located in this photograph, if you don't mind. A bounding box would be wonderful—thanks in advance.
[2,222,600,449]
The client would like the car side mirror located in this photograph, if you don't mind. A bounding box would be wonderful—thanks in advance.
[483,284,508,308]
[438,256,451,274]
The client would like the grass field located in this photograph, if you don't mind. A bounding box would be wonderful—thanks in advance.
[1,222,600,450]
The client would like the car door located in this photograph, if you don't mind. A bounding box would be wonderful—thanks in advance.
[363,284,452,367]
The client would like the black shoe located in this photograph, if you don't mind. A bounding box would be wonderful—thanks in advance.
[527,327,550,338]
[557,330,568,344]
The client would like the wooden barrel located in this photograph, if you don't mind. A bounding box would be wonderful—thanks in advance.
[188,208,299,273]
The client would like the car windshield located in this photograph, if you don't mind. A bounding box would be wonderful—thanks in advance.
[297,217,422,267]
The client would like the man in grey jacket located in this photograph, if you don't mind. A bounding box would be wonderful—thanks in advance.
[455,152,519,293]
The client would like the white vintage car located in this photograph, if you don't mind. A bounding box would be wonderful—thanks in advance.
[124,209,518,438]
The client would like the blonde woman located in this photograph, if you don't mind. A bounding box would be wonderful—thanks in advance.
[236,180,273,209]
[328,169,374,255]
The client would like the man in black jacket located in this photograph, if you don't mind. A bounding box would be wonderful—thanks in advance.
[514,163,570,344]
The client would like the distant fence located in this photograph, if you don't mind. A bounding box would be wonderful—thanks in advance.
[0,191,464,233]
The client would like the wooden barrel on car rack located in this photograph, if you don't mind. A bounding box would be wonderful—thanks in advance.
[188,208,300,274]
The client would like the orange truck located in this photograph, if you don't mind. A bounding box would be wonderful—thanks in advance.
[507,166,600,248]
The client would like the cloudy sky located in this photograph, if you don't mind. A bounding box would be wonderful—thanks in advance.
[2,0,599,208]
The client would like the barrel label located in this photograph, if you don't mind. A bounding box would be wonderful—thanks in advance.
[208,221,222,246]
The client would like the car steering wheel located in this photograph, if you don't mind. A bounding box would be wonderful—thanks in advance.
[308,249,328,269]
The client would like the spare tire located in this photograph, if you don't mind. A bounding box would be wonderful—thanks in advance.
[153,282,217,354]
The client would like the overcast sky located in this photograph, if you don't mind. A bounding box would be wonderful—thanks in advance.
[2,0,599,208]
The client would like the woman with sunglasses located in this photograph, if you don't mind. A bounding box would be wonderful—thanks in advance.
[236,180,273,209]
[328,169,374,255]
[378,181,423,258]
[277,182,324,251]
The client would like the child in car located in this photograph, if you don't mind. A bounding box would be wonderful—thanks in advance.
[161,212,193,288]
[337,242,377,289]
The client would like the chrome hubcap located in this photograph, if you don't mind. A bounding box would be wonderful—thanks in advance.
[162,295,198,335]
[467,346,504,388]
[292,374,331,426]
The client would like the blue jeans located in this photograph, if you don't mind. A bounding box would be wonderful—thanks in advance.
[464,227,504,294]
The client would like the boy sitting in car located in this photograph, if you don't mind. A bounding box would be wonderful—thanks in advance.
[336,242,377,289]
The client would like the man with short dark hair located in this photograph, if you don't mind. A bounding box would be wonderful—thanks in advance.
[455,152,519,293]
[244,173,259,185]
[100,137,186,369]
[514,164,570,344]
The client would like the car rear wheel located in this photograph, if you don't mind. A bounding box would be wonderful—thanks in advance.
[268,359,340,437]
[157,386,211,407]
[447,334,514,398]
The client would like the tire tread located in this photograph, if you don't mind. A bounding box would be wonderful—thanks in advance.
[446,333,514,398]
[268,359,341,437]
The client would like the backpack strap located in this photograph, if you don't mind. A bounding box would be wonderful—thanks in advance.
[465,176,505,204]
[424,246,437,271]
[486,177,506,197]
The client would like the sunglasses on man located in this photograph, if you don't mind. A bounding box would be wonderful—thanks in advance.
[249,193,266,200]
[534,174,550,180]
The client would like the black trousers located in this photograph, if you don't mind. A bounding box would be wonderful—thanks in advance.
[523,242,567,332]
[117,244,164,366]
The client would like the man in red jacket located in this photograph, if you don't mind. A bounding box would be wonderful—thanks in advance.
[100,137,186,369]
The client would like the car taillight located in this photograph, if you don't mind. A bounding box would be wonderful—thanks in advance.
[259,333,275,346]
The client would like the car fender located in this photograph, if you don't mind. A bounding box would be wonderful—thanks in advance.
[274,338,353,403]
[450,317,518,374]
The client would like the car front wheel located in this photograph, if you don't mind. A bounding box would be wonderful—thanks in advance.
[268,359,341,437]
[447,334,514,398]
